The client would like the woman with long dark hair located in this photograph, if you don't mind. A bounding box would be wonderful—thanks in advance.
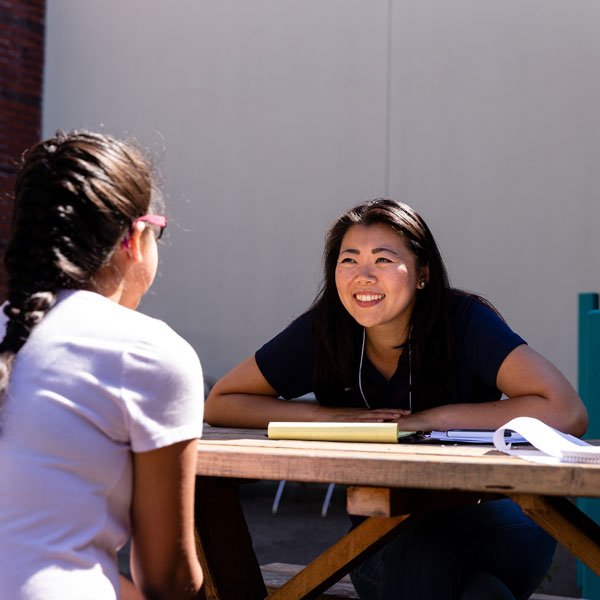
[0,132,205,599]
[205,198,587,599]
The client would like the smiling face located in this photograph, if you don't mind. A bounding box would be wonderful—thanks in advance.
[334,223,428,337]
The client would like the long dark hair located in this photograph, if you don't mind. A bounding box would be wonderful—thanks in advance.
[311,198,453,411]
[0,131,154,403]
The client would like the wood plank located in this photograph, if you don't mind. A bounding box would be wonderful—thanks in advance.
[267,515,411,600]
[261,562,585,600]
[201,426,561,459]
[201,426,600,455]
[509,493,600,576]
[261,563,358,599]
[346,486,500,517]
[194,477,267,600]
[201,426,516,456]
[347,486,398,517]
[196,442,600,498]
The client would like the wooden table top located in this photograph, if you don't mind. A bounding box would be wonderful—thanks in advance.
[197,425,600,499]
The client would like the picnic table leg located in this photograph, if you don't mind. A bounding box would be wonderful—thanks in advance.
[509,493,600,576]
[267,514,412,600]
[194,476,267,600]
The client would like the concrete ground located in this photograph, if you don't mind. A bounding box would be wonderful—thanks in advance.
[238,480,582,598]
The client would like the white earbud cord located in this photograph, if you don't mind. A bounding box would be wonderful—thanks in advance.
[359,327,412,412]
[408,337,412,412]
[358,328,370,408]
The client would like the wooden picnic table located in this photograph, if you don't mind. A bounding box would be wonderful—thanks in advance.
[194,425,600,600]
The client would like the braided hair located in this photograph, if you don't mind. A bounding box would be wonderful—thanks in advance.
[0,131,155,402]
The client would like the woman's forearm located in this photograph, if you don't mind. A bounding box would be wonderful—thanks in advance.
[120,575,143,600]
[204,392,322,428]
[397,345,588,436]
[204,391,409,428]
[396,393,588,436]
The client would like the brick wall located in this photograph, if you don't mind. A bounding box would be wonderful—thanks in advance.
[0,0,46,300]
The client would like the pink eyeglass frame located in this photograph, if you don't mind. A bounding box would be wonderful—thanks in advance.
[122,214,167,249]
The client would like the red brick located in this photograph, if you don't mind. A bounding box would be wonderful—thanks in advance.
[0,0,45,299]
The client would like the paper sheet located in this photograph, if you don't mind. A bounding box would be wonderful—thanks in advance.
[493,416,597,464]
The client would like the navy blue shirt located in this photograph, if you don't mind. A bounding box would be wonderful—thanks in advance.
[255,294,525,410]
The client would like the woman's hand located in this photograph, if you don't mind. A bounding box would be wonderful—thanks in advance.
[386,410,440,431]
[313,405,411,423]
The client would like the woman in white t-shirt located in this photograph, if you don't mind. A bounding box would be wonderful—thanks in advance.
[0,132,205,599]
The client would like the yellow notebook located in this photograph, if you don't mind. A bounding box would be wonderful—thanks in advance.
[267,422,415,443]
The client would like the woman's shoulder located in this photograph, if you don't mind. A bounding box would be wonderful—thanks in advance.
[448,289,502,322]
[259,308,317,349]
[286,307,318,329]
[448,288,524,345]
[58,288,175,329]
[51,289,199,365]
[254,308,318,399]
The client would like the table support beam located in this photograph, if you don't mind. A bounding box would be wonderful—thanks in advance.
[509,493,600,576]
[194,477,267,600]
[267,514,412,600]
[347,486,499,517]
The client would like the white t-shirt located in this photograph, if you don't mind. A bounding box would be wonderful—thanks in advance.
[0,290,204,599]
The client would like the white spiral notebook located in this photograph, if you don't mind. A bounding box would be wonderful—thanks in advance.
[493,416,600,465]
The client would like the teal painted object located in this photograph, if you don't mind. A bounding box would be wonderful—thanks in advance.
[578,293,600,441]
[577,293,600,597]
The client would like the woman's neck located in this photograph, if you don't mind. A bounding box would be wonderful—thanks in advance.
[364,324,410,381]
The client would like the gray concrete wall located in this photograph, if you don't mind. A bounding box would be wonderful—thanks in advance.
[42,0,600,388]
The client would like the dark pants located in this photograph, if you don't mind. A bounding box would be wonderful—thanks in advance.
[349,499,556,600]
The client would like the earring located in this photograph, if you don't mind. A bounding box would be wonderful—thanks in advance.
[419,281,426,288]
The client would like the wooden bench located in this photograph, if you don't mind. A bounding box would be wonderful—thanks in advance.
[260,563,586,600]
[261,563,357,599]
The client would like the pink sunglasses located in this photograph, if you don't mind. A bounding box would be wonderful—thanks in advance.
[122,214,167,249]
